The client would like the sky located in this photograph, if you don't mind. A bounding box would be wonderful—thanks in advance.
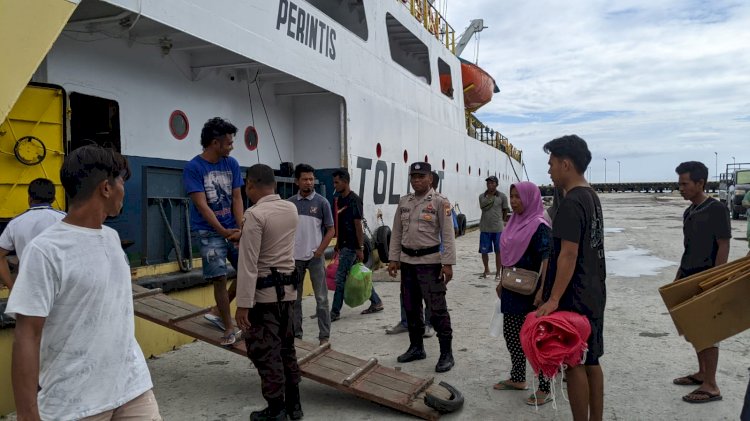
[442,0,750,184]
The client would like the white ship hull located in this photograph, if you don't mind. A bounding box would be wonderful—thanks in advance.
[8,0,523,263]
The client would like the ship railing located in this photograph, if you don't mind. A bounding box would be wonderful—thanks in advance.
[397,0,456,54]
[466,113,522,162]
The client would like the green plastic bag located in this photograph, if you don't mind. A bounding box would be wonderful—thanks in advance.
[344,263,373,308]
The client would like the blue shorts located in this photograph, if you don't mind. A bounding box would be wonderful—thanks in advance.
[194,230,239,280]
[479,232,501,254]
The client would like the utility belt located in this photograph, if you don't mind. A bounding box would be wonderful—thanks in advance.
[401,244,440,257]
[257,267,299,301]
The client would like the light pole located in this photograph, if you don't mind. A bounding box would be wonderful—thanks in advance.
[604,158,607,184]
[732,156,736,168]
[617,161,621,184]
[714,152,718,181]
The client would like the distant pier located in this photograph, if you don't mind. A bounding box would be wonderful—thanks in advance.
[538,181,720,196]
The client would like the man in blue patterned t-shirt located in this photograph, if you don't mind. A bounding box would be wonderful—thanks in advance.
[183,117,245,346]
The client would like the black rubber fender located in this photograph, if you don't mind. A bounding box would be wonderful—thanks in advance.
[424,381,465,414]
[373,225,391,263]
[456,214,467,237]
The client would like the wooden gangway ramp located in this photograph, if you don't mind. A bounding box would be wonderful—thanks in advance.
[132,285,463,420]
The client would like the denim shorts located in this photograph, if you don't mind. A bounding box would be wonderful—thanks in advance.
[479,231,501,254]
[194,230,239,280]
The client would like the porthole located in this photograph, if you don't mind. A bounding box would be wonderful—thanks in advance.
[245,126,259,151]
[376,143,382,158]
[169,110,189,140]
[403,149,409,163]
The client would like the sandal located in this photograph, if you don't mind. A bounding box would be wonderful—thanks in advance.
[220,330,242,346]
[493,380,528,391]
[204,313,226,331]
[525,392,553,406]
[682,390,722,404]
[361,304,384,314]
[673,375,703,386]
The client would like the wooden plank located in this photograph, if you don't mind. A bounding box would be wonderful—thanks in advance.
[297,342,331,366]
[131,289,444,420]
[373,365,427,385]
[367,372,423,395]
[343,358,378,386]
[169,307,211,324]
[407,378,434,403]
[314,355,358,374]
[152,294,203,313]
[323,349,367,367]
[132,288,163,300]
[138,297,193,318]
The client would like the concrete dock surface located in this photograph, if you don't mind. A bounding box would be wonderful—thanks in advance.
[12,193,748,421]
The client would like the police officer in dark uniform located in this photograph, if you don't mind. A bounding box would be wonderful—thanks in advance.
[235,164,303,421]
[387,162,457,372]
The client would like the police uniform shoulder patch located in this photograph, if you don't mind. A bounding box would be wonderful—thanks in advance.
[444,200,452,216]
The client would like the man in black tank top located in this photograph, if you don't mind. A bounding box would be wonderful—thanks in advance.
[672,161,730,404]
[538,135,606,421]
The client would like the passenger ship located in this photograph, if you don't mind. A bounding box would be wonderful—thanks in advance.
[0,0,523,413]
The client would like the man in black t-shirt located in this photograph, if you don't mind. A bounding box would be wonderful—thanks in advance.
[672,161,730,404]
[329,169,383,321]
[537,135,606,421]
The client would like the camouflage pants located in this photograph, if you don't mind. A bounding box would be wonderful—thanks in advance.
[245,301,301,401]
[401,262,452,346]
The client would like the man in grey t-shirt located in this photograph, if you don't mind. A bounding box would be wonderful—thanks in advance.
[478,176,509,278]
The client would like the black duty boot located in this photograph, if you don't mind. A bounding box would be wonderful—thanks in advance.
[286,383,304,420]
[435,337,454,373]
[397,345,427,363]
[250,398,287,421]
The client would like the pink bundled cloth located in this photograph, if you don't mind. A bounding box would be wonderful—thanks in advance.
[520,311,591,379]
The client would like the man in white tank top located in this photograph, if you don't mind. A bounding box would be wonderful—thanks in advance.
[0,178,65,290]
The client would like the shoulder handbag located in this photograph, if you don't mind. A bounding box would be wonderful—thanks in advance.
[500,265,542,295]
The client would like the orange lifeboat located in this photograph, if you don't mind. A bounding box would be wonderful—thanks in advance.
[459,58,499,111]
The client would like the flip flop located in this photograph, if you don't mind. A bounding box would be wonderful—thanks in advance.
[204,313,226,331]
[525,393,553,406]
[220,330,242,347]
[673,375,703,386]
[493,380,528,391]
[682,390,722,404]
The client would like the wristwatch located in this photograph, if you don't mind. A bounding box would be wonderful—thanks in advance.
[358,245,365,250]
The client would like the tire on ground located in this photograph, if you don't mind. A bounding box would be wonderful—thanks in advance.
[424,381,465,413]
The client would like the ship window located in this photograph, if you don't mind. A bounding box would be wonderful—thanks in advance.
[386,13,431,84]
[306,0,368,41]
[437,58,453,97]
[69,92,121,152]
[169,110,189,140]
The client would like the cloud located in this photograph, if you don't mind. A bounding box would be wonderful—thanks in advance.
[445,0,750,183]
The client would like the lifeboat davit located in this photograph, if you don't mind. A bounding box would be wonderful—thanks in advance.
[457,58,500,111]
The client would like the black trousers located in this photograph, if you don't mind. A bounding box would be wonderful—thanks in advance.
[401,262,452,345]
[245,301,301,402]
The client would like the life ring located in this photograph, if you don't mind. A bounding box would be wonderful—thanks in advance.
[13,136,46,166]
[373,225,391,263]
